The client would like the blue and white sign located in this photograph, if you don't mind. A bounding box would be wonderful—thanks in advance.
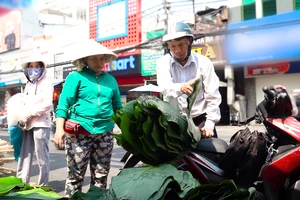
[96,0,128,42]
[226,10,300,65]
[0,79,22,87]
[106,54,141,76]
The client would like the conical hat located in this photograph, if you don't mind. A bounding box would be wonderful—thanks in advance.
[71,39,117,66]
[21,54,47,69]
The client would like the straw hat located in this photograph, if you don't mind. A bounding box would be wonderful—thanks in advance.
[21,54,47,69]
[71,39,117,66]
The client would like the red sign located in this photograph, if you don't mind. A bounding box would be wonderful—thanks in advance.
[246,63,290,77]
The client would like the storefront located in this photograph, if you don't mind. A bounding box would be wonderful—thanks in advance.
[106,54,151,104]
[226,10,300,117]
[0,72,24,111]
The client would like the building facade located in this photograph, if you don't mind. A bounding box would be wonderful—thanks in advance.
[227,0,300,119]
[0,0,89,112]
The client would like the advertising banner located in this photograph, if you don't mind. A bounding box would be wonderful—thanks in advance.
[105,54,141,76]
[141,50,164,76]
[245,61,300,78]
[0,11,21,53]
[226,10,300,65]
[96,0,128,42]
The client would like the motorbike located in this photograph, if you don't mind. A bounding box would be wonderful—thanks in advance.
[121,85,300,200]
[178,85,300,200]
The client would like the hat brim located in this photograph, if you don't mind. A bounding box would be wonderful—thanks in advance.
[71,53,117,66]
[162,32,194,42]
[21,57,47,69]
[71,39,118,66]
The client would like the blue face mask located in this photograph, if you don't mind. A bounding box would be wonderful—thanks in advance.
[24,68,44,83]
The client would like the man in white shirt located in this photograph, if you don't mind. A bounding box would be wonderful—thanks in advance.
[156,21,221,138]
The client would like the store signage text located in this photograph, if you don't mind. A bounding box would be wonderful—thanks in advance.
[106,54,141,76]
[193,35,225,45]
[106,55,136,72]
[246,63,290,77]
[192,43,216,58]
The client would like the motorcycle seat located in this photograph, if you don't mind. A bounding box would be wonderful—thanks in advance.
[194,138,228,154]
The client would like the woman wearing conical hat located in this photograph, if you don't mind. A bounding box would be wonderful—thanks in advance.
[54,39,123,197]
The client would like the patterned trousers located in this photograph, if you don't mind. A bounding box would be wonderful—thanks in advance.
[64,131,113,196]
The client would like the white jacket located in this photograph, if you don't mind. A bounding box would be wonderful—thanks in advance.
[22,69,53,130]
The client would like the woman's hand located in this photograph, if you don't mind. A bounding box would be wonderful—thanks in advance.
[54,117,66,150]
[54,129,65,150]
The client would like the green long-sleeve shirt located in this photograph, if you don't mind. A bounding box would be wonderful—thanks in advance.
[56,67,123,134]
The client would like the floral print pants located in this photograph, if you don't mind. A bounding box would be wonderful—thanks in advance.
[64,131,113,196]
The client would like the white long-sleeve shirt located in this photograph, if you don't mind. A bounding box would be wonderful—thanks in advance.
[156,52,221,129]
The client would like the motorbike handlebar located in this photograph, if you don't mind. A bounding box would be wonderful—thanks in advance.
[239,115,255,125]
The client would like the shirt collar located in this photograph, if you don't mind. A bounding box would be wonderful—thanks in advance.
[170,52,196,67]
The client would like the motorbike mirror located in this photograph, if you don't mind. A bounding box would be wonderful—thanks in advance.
[263,86,276,100]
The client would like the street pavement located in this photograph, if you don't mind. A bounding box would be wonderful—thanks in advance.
[0,124,266,197]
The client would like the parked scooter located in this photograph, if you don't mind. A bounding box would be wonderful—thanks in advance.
[179,85,300,200]
[121,85,300,199]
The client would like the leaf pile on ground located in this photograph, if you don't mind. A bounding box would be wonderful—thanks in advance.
[0,176,64,199]
[70,164,256,200]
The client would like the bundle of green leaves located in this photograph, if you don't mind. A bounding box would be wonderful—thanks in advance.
[69,165,255,200]
[113,81,202,166]
[0,176,63,199]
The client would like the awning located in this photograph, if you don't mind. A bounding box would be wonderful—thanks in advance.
[0,73,25,87]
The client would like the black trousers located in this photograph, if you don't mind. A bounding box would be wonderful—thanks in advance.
[192,113,218,138]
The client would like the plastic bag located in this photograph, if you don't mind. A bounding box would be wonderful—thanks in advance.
[6,93,25,127]
[8,125,23,161]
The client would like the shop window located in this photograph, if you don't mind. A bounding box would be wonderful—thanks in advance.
[242,0,256,21]
[263,0,277,16]
[295,0,300,10]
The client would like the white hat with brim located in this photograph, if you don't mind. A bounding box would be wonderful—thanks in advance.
[162,31,194,42]
[71,39,117,66]
[21,55,47,69]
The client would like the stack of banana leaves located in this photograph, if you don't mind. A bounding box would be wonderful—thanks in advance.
[113,80,202,166]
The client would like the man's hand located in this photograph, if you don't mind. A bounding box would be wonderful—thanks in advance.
[181,77,200,95]
[200,127,214,138]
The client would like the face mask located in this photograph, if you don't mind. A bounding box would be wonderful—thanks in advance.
[24,68,44,83]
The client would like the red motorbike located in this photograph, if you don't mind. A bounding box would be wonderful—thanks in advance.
[180,85,300,200]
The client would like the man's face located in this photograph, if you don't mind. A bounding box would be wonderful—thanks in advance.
[167,37,190,61]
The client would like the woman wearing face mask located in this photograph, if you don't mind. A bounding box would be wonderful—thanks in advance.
[16,55,53,186]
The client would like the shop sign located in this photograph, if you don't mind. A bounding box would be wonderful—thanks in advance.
[245,62,300,78]
[192,35,226,65]
[226,10,300,65]
[105,54,141,76]
[141,50,164,76]
[0,57,19,73]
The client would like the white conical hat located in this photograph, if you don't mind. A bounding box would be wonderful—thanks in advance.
[71,39,117,66]
[21,54,47,69]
